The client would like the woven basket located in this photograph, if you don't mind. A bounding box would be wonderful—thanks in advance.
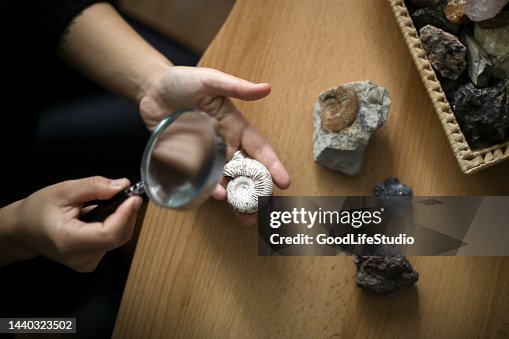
[388,0,509,174]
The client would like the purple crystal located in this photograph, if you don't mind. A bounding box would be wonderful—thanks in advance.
[465,0,509,21]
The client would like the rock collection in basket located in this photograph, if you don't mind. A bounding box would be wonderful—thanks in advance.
[406,0,509,149]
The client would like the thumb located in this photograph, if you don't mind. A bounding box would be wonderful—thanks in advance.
[203,68,271,101]
[57,176,131,203]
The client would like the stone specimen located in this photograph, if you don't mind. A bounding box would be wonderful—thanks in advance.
[374,177,414,197]
[223,150,273,213]
[453,80,509,148]
[354,177,418,296]
[354,255,419,295]
[312,81,390,175]
[412,5,461,34]
[419,25,467,79]
[464,0,509,21]
[462,28,493,87]
[443,0,467,23]
[474,12,509,79]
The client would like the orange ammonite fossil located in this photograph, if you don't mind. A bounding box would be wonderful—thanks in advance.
[319,86,359,133]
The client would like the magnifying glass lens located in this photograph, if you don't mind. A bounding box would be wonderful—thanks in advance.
[142,110,225,209]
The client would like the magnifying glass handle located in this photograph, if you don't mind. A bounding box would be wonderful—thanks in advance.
[79,181,145,223]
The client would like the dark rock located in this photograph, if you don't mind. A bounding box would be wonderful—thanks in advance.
[412,5,461,34]
[419,25,467,79]
[374,177,413,197]
[408,0,440,7]
[441,72,471,102]
[453,80,509,148]
[354,255,419,295]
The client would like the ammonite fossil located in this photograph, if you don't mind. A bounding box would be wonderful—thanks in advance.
[319,85,359,133]
[222,151,273,213]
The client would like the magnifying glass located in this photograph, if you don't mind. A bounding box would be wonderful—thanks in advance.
[80,108,226,222]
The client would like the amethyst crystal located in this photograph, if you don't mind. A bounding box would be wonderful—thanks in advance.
[419,25,467,79]
[354,255,419,295]
[465,0,509,21]
[453,80,509,148]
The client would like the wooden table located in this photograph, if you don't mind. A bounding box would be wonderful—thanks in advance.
[113,1,509,338]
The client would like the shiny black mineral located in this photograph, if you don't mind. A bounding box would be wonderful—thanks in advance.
[453,80,509,148]
[354,255,419,295]
[374,177,413,197]
[353,177,418,296]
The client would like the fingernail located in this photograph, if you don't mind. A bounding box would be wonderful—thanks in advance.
[111,178,127,187]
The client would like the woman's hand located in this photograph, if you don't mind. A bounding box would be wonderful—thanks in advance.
[0,177,142,272]
[139,66,291,224]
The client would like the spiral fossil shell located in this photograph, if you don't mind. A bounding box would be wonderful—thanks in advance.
[319,86,359,133]
[223,151,273,213]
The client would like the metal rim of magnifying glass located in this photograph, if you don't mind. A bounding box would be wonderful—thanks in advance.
[140,108,226,209]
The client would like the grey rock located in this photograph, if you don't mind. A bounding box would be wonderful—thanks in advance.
[453,80,509,148]
[354,255,419,296]
[312,81,390,175]
[462,28,493,87]
[419,25,467,79]
[474,12,509,79]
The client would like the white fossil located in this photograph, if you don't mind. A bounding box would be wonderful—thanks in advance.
[222,150,273,213]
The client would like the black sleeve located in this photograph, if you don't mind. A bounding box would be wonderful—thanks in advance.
[26,0,112,50]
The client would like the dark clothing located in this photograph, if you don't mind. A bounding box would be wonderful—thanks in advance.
[0,2,199,338]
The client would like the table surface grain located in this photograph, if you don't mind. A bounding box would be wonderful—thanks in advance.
[113,1,509,338]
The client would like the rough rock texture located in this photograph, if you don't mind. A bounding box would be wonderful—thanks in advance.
[312,81,390,175]
[374,177,413,197]
[419,25,467,79]
[462,28,493,87]
[353,177,418,296]
[354,255,419,295]
[443,0,467,23]
[453,80,509,148]
[465,0,509,21]
[412,6,461,34]
[474,12,509,79]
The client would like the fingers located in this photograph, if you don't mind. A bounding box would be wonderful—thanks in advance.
[57,176,131,203]
[239,125,291,190]
[202,68,271,101]
[70,196,143,252]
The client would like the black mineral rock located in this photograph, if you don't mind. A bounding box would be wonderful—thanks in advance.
[353,177,418,296]
[453,80,509,148]
[354,255,419,295]
[374,177,413,197]
[412,5,461,34]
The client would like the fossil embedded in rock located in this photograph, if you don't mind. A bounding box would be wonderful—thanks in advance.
[319,86,359,133]
[312,81,390,175]
[222,150,273,214]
